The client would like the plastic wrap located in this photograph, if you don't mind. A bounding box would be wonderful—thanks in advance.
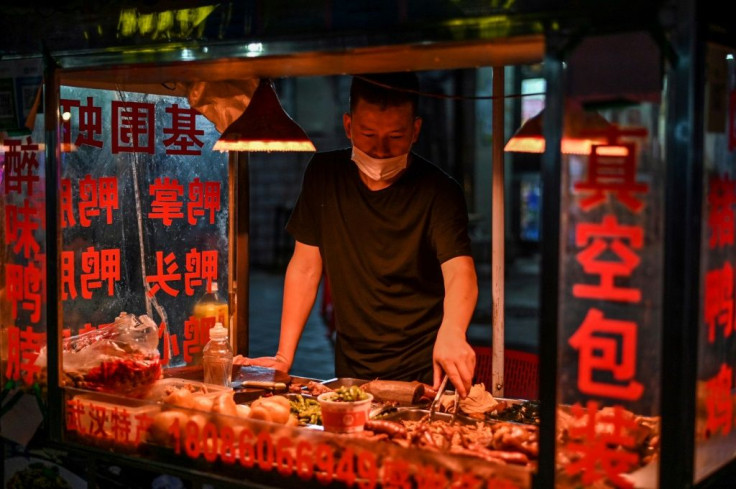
[61,313,162,396]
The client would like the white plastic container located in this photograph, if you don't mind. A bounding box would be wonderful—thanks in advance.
[202,322,233,387]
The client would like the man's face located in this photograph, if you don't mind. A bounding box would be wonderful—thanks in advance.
[343,99,422,159]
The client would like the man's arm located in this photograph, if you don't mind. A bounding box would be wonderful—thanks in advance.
[234,241,323,371]
[433,255,478,397]
[276,241,323,368]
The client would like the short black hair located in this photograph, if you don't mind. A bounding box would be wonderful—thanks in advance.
[349,72,419,115]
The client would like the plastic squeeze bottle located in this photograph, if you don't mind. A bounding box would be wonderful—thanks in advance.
[190,281,230,366]
[202,322,233,387]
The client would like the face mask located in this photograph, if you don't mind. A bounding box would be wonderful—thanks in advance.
[351,145,409,182]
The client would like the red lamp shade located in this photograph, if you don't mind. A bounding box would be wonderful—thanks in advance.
[504,104,613,155]
[213,79,316,152]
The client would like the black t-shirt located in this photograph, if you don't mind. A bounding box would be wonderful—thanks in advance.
[286,148,472,383]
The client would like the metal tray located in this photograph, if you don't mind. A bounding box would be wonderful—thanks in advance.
[373,407,477,425]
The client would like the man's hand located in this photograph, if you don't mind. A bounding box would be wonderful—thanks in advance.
[432,329,476,398]
[233,354,290,373]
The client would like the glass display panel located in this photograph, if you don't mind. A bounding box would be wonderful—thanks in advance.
[57,86,228,377]
[0,57,46,448]
[62,387,534,488]
[555,99,665,488]
[694,42,736,483]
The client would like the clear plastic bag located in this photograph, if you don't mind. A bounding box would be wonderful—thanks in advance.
[62,313,162,396]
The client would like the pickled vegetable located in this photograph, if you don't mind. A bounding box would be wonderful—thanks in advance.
[332,385,369,402]
[289,394,322,425]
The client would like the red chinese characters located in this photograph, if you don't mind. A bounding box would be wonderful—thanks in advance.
[182,316,215,363]
[157,321,179,367]
[573,215,643,303]
[60,178,76,227]
[60,97,104,149]
[574,142,649,212]
[5,260,44,323]
[5,198,42,258]
[60,247,121,300]
[148,177,222,226]
[146,249,219,298]
[112,101,155,154]
[4,325,45,385]
[569,126,648,401]
[164,104,205,155]
[707,175,736,249]
[61,251,78,300]
[147,251,181,297]
[80,247,121,299]
[149,177,185,225]
[704,363,733,437]
[184,248,219,295]
[60,176,120,228]
[3,138,40,196]
[564,402,639,489]
[565,124,650,487]
[568,308,644,401]
[188,178,221,225]
[700,173,736,446]
[704,261,734,343]
[65,397,155,445]
[61,97,205,156]
[2,137,46,388]
[79,175,119,226]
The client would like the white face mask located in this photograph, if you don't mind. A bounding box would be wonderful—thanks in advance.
[351,146,409,182]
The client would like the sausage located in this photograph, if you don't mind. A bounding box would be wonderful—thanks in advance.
[364,420,408,439]
[482,449,529,465]
[421,384,438,401]
[361,380,425,405]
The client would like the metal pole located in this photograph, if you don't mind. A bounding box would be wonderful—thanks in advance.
[233,152,250,356]
[491,66,505,398]
[43,47,62,441]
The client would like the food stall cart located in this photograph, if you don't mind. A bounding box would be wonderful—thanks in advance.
[1,1,736,488]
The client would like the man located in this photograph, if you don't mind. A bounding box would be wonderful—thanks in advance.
[240,72,478,397]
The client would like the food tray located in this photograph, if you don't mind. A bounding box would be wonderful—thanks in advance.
[321,377,369,389]
[481,398,539,425]
[290,375,323,385]
[373,407,476,426]
[144,377,232,402]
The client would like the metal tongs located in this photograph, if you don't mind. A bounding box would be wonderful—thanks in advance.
[428,375,449,421]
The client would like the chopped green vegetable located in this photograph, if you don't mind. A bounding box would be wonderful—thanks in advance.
[289,394,322,425]
[333,385,369,402]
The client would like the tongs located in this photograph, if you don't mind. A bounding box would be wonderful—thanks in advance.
[428,375,449,421]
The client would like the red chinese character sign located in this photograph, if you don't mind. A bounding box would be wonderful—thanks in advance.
[1,134,47,391]
[556,105,664,488]
[57,86,228,368]
[694,44,736,482]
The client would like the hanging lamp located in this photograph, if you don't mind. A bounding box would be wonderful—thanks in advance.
[213,78,316,152]
[504,104,614,155]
